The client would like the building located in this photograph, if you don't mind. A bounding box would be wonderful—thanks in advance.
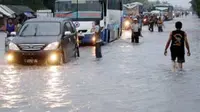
[0,4,35,26]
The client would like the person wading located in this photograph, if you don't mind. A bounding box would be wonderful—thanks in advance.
[137,15,143,37]
[94,20,102,59]
[6,18,15,37]
[149,16,154,32]
[131,18,140,43]
[164,21,191,71]
[15,19,22,33]
[157,17,163,32]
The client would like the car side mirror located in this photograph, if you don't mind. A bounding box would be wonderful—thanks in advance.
[64,31,72,36]
[10,32,16,36]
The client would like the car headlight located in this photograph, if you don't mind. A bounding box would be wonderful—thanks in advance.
[92,36,96,42]
[44,42,60,51]
[143,19,147,22]
[124,20,131,27]
[9,42,19,50]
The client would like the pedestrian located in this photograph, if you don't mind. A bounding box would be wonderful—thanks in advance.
[6,18,15,36]
[149,16,154,32]
[154,15,158,27]
[164,21,191,71]
[182,12,184,17]
[131,18,139,43]
[137,15,143,37]
[94,20,102,59]
[157,17,163,32]
[15,19,22,32]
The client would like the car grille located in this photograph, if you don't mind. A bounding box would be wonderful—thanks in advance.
[18,44,46,51]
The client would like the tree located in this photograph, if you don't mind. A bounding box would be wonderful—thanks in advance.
[0,0,45,10]
[43,0,55,11]
[191,0,200,17]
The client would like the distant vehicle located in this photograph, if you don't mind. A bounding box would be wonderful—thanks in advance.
[5,18,79,65]
[151,10,166,21]
[142,12,151,25]
[153,4,174,21]
[54,0,123,45]
[122,2,143,30]
[36,10,53,18]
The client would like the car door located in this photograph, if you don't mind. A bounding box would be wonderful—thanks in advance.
[69,21,78,53]
[62,22,71,60]
[64,22,74,57]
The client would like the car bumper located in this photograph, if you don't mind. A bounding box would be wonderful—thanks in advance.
[78,34,96,44]
[5,50,62,64]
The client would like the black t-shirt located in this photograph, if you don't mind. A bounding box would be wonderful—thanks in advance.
[170,30,186,53]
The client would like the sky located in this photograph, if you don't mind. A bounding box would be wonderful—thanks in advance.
[149,0,191,8]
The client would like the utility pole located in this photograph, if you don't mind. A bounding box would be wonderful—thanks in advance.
[77,0,78,21]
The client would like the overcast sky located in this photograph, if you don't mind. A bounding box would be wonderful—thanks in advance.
[149,0,191,8]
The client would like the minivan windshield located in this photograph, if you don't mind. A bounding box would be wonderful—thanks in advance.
[19,22,61,36]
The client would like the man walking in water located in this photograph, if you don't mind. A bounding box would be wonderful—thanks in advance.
[164,21,191,71]
[94,20,102,59]
[131,18,140,43]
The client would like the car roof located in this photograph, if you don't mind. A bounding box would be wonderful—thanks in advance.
[26,17,71,22]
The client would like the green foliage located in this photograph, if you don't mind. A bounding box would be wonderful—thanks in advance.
[0,0,45,10]
[191,0,200,17]
[43,0,55,11]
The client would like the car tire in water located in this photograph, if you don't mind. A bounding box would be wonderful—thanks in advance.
[59,53,64,65]
[62,49,69,63]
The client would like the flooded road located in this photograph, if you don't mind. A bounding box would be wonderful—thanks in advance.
[0,16,200,112]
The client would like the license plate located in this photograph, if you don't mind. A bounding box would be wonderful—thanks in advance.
[25,59,38,63]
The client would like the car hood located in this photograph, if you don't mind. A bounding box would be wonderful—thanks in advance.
[76,21,93,31]
[11,36,60,44]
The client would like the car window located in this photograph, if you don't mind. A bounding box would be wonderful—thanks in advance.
[19,22,60,36]
[64,22,73,33]
[70,22,77,33]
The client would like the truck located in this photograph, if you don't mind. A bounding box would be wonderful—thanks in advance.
[36,10,53,18]
[122,2,143,30]
[152,4,174,21]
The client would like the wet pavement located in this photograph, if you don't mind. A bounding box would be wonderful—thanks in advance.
[0,15,200,112]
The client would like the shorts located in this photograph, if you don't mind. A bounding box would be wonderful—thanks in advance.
[170,48,185,63]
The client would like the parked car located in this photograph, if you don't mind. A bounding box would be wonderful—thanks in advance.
[5,17,79,65]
